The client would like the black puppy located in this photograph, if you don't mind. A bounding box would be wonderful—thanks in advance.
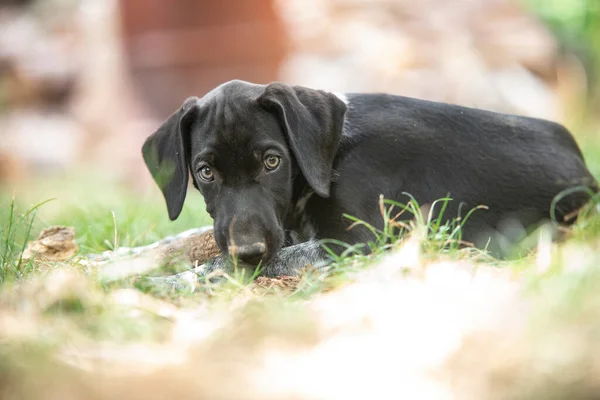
[142,80,596,278]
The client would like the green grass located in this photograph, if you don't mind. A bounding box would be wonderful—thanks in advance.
[0,198,50,284]
[2,173,499,301]
[4,171,213,254]
[316,193,496,276]
[523,0,600,115]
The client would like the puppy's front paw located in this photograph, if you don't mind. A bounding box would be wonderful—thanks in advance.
[201,255,227,276]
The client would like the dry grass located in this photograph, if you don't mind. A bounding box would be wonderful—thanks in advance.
[0,222,599,399]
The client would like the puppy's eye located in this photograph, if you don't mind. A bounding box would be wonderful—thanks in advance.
[198,165,214,182]
[264,155,280,171]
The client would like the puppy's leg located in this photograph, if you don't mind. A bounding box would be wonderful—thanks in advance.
[257,239,331,277]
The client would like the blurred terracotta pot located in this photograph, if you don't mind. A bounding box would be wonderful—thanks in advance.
[118,0,288,117]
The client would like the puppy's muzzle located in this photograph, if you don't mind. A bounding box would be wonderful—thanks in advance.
[228,242,267,265]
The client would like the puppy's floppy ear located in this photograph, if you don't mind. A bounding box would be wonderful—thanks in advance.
[258,83,347,198]
[142,97,199,221]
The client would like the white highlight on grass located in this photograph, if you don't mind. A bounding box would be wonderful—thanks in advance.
[536,225,553,274]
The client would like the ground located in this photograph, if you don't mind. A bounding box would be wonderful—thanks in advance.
[1,131,600,399]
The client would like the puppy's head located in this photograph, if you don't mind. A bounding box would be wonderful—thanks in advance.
[142,80,347,265]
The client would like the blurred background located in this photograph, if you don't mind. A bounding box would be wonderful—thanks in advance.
[2,3,600,397]
[0,0,599,205]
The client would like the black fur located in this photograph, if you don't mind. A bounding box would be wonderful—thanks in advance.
[142,80,597,276]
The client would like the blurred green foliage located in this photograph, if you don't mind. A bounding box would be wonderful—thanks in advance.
[1,172,213,255]
[523,0,600,96]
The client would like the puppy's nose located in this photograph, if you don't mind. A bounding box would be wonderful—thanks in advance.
[228,242,267,265]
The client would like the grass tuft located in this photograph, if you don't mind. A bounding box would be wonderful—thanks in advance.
[321,193,490,266]
[0,197,55,283]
